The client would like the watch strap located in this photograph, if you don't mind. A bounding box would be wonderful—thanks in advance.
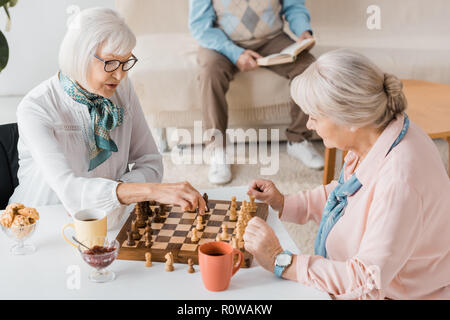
[274,250,293,278]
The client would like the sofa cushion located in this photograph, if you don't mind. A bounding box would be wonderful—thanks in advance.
[130,33,293,127]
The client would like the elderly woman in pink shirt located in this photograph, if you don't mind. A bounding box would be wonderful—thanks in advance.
[245,49,450,300]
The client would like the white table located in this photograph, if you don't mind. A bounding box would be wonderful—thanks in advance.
[0,186,330,300]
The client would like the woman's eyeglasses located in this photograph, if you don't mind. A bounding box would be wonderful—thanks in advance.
[94,54,138,72]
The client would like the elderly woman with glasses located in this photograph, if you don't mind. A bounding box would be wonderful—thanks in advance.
[244,49,450,299]
[9,8,206,226]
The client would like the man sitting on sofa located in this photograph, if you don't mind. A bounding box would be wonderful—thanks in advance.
[189,0,324,184]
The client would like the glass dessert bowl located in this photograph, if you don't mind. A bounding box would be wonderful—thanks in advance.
[1,219,39,255]
[78,237,119,283]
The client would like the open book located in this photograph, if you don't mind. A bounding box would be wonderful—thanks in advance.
[257,38,315,66]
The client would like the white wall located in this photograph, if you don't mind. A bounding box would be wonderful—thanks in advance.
[0,0,114,96]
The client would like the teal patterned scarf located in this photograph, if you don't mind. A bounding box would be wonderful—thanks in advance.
[314,114,410,258]
[59,72,124,171]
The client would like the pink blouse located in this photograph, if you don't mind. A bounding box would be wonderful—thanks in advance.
[282,114,450,299]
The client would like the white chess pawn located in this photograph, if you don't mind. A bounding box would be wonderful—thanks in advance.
[195,215,204,231]
[191,228,199,243]
[249,196,257,212]
[231,237,239,249]
[221,223,230,241]
[229,206,237,221]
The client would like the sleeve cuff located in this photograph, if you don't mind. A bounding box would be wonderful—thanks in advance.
[296,254,311,285]
[222,44,245,65]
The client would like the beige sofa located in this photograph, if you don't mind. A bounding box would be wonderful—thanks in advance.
[115,0,450,149]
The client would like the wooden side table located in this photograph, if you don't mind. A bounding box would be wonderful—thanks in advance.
[323,79,450,185]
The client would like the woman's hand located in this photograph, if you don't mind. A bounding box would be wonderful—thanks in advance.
[148,182,206,215]
[244,216,284,272]
[247,179,284,212]
[116,181,206,215]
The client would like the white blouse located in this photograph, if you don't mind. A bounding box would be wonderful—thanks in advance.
[9,73,163,228]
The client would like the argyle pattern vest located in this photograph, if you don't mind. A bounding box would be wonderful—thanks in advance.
[212,0,283,45]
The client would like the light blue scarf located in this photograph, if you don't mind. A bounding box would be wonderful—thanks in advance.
[59,72,124,171]
[314,114,410,258]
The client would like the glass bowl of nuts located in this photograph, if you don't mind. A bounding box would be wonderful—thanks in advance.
[0,203,40,255]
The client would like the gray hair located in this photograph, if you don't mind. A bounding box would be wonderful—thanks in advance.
[290,49,407,129]
[58,7,136,90]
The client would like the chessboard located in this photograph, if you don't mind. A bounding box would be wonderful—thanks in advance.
[116,198,269,268]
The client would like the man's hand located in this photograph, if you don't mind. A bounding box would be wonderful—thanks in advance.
[297,30,315,51]
[236,49,262,72]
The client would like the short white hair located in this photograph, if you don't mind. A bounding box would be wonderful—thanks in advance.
[290,49,407,129]
[58,7,136,90]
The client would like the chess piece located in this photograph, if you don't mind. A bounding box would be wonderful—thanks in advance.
[187,258,195,273]
[215,234,222,242]
[139,202,148,220]
[249,196,257,212]
[159,203,167,215]
[144,230,152,248]
[221,223,230,241]
[135,203,146,228]
[191,228,199,243]
[195,215,204,231]
[145,252,152,267]
[126,230,135,246]
[146,202,153,217]
[131,219,141,240]
[153,207,161,223]
[231,236,239,249]
[229,206,237,222]
[165,252,174,272]
[242,200,248,212]
[203,193,210,212]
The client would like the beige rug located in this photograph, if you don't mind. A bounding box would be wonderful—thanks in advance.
[161,139,449,255]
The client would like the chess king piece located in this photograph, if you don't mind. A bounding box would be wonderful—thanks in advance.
[145,252,152,267]
[165,252,174,272]
[191,228,200,243]
[195,215,204,231]
[187,258,195,273]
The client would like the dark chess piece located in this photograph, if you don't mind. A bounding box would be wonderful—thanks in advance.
[131,219,141,240]
[145,201,153,217]
[144,230,152,248]
[153,207,161,223]
[139,202,148,220]
[135,203,146,228]
[203,193,210,212]
[126,230,135,246]
[159,204,167,215]
[145,222,152,237]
